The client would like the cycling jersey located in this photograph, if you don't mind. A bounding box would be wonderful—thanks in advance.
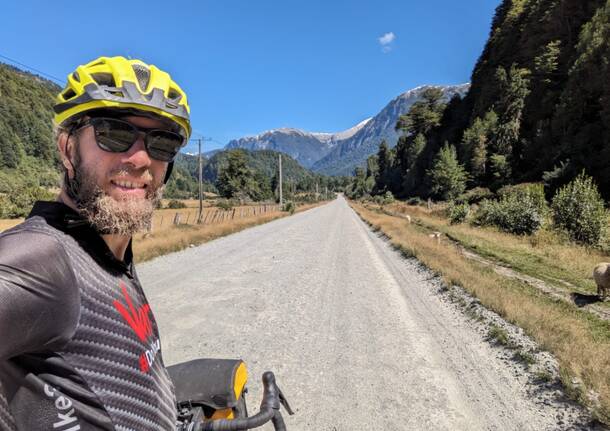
[0,201,176,430]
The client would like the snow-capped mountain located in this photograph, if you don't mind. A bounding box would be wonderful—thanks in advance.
[225,119,372,169]
[225,84,470,175]
[311,84,470,175]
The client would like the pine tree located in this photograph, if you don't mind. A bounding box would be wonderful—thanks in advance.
[427,144,468,201]
[491,64,531,158]
[374,140,394,193]
[216,150,261,200]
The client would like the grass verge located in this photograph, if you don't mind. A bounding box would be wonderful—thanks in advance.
[381,202,610,297]
[351,201,610,424]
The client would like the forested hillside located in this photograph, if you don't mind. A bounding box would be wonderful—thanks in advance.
[169,149,348,200]
[0,63,61,217]
[365,0,609,200]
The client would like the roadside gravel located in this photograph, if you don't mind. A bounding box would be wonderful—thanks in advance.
[139,196,600,430]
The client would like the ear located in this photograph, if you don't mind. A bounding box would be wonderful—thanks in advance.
[57,131,75,179]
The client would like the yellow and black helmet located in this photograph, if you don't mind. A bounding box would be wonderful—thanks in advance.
[54,56,191,138]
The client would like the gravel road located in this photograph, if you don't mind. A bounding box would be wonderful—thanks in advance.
[139,196,596,430]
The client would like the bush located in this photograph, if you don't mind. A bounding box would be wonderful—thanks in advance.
[0,194,17,219]
[0,186,56,218]
[216,199,234,211]
[456,187,495,204]
[472,184,545,235]
[167,199,187,209]
[383,191,395,204]
[497,183,547,215]
[551,172,608,247]
[405,196,425,206]
[282,201,296,214]
[448,202,470,224]
[372,191,395,206]
[475,183,547,235]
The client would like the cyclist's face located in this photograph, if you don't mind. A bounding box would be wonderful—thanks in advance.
[63,115,169,235]
[76,116,169,202]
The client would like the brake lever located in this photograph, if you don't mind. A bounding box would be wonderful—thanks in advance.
[277,387,294,416]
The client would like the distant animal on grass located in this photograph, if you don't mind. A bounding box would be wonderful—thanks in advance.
[593,263,610,301]
[428,231,442,245]
[403,214,411,224]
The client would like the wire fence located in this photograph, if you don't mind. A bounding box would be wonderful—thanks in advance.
[150,204,282,232]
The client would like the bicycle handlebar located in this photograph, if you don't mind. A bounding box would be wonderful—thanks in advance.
[201,372,293,431]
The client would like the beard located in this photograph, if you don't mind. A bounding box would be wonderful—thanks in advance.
[65,150,164,236]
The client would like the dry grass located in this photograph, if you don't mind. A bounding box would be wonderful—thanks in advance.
[381,201,610,295]
[0,218,23,232]
[351,202,610,424]
[133,211,285,262]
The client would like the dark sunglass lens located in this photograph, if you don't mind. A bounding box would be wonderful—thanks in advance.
[92,118,137,152]
[146,130,183,161]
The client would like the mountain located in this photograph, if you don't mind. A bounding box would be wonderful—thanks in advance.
[311,84,470,175]
[224,84,469,176]
[225,117,372,170]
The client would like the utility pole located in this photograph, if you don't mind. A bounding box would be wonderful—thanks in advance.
[278,154,283,206]
[189,137,212,223]
[315,182,319,200]
[198,138,203,222]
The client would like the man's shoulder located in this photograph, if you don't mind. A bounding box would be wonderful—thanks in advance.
[0,216,70,264]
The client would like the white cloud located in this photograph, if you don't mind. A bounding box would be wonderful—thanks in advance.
[378,32,396,45]
[378,32,396,53]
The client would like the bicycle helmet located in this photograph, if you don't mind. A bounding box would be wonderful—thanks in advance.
[53,56,192,182]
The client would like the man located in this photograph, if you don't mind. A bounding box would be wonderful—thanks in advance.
[0,56,191,430]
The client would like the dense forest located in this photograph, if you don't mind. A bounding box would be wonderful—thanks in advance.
[356,0,609,201]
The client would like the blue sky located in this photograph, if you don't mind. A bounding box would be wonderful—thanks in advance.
[2,0,500,152]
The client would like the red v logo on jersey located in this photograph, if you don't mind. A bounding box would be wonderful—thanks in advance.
[113,282,153,343]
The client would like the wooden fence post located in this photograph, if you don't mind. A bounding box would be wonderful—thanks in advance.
[173,212,181,225]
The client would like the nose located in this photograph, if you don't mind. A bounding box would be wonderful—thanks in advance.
[121,133,151,169]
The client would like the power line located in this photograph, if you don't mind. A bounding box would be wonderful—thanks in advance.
[0,53,65,85]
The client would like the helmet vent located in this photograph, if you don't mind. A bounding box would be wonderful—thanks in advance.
[132,64,151,91]
[168,88,181,100]
[72,72,80,82]
[91,73,115,87]
[62,88,76,100]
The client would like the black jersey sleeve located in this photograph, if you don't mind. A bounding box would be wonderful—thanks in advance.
[0,230,80,360]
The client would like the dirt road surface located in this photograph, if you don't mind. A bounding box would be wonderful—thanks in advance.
[140,196,594,430]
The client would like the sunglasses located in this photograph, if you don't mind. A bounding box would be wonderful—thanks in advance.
[74,117,185,162]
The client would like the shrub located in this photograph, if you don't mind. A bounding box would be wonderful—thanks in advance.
[216,199,234,211]
[456,187,495,204]
[282,201,296,214]
[0,194,16,219]
[373,195,385,205]
[472,184,545,235]
[1,186,56,218]
[405,196,425,206]
[448,202,470,224]
[167,199,187,209]
[551,172,608,247]
[383,191,395,204]
[497,183,547,214]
